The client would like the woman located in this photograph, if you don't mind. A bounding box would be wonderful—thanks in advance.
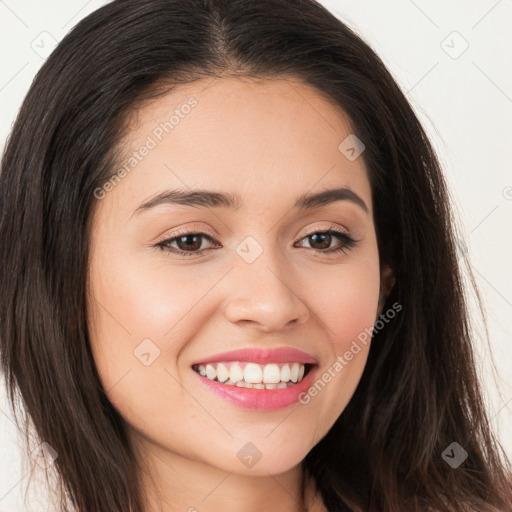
[1,0,511,511]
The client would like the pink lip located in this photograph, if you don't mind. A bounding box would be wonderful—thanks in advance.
[191,347,318,366]
[194,364,318,411]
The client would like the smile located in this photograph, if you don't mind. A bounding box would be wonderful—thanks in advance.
[190,346,319,411]
[192,361,312,389]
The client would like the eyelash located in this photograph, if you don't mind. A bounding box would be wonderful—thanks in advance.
[155,227,358,258]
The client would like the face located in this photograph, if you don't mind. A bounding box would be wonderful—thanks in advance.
[87,77,388,480]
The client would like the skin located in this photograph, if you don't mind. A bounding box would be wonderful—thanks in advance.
[87,76,394,512]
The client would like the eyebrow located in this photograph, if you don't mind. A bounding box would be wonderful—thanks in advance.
[133,186,369,215]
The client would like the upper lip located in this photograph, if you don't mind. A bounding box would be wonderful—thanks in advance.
[191,347,318,366]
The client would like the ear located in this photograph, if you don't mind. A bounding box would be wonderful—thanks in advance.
[377,264,395,316]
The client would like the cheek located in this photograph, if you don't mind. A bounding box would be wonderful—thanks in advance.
[303,255,381,350]
[86,257,199,446]
[88,246,213,358]
[86,249,223,427]
[296,247,381,422]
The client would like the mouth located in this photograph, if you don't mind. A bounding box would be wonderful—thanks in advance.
[191,361,315,389]
[190,346,319,410]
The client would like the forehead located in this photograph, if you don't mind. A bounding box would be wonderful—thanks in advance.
[102,76,372,218]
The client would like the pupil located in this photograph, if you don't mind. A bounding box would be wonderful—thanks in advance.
[310,233,330,250]
[178,235,201,251]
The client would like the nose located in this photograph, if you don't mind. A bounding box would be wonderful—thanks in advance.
[223,248,309,332]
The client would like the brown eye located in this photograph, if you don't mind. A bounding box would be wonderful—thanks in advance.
[295,229,357,255]
[174,234,205,252]
[156,232,218,257]
[307,232,333,250]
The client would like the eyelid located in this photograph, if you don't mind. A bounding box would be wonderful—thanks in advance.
[155,222,351,245]
[153,223,218,245]
[298,222,351,239]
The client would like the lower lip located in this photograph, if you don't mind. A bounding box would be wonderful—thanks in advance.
[193,365,318,411]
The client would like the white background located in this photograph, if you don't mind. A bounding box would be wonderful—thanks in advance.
[0,1,511,510]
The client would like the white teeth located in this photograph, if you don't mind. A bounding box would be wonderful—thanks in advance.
[205,364,216,380]
[244,363,263,384]
[216,363,229,383]
[229,364,244,383]
[280,364,291,382]
[263,364,281,384]
[235,381,294,389]
[194,361,310,387]
[290,363,300,382]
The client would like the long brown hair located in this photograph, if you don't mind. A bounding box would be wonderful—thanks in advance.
[1,0,511,510]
